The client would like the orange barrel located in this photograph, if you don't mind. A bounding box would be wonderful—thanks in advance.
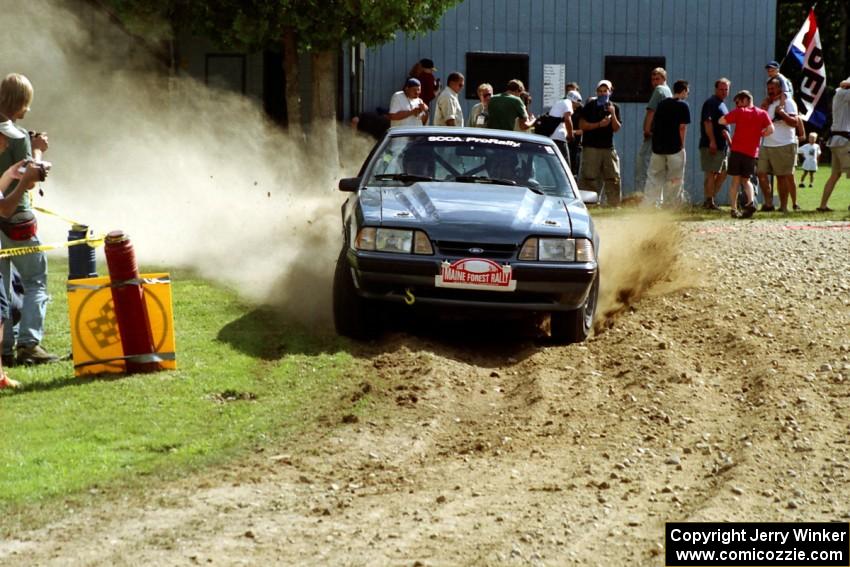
[104,231,159,373]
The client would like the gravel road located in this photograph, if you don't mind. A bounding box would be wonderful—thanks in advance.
[1,215,848,567]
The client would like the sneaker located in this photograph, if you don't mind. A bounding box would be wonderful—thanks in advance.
[760,204,775,212]
[0,374,21,389]
[793,204,801,211]
[816,207,833,212]
[741,202,757,219]
[778,207,788,213]
[16,344,60,365]
[702,200,720,211]
[730,209,742,219]
[798,183,805,188]
[809,184,813,188]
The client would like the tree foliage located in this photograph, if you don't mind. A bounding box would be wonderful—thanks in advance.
[103,0,462,54]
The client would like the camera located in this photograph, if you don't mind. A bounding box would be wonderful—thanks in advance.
[17,158,51,182]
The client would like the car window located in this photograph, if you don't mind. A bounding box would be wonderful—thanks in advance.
[364,133,575,197]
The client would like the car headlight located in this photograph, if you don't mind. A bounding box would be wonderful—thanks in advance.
[354,228,433,254]
[519,237,595,262]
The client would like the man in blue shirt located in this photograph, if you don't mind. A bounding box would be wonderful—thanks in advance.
[699,78,732,209]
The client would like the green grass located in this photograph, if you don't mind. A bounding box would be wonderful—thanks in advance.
[1,260,362,526]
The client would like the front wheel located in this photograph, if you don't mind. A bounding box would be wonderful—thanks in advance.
[550,275,599,344]
[333,249,380,340]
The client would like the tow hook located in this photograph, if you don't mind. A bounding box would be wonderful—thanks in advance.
[404,288,416,305]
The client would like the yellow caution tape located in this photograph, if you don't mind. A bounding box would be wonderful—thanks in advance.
[33,206,88,227]
[0,234,105,258]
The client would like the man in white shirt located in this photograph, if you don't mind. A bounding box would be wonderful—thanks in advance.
[388,78,429,128]
[757,77,799,212]
[548,89,575,167]
[434,72,465,127]
[817,76,850,212]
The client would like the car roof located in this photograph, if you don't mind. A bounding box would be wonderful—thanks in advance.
[386,126,553,144]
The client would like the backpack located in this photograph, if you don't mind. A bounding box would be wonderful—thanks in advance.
[534,114,562,137]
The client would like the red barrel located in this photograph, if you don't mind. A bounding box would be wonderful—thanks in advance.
[104,231,159,373]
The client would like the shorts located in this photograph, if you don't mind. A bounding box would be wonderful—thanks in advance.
[727,151,757,177]
[831,144,850,177]
[758,144,797,176]
[700,147,728,173]
[580,146,620,182]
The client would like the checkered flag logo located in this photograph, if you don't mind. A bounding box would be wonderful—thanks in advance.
[85,300,120,349]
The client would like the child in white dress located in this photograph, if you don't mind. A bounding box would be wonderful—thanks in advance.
[797,132,821,188]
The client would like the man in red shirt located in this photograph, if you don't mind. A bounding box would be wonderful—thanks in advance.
[719,91,774,218]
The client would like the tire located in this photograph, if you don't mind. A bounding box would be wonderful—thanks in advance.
[333,249,380,340]
[550,274,599,344]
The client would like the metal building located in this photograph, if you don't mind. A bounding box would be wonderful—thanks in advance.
[344,0,778,200]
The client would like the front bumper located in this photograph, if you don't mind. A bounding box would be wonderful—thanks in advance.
[346,249,597,312]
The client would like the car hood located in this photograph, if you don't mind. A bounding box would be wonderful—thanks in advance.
[364,182,589,242]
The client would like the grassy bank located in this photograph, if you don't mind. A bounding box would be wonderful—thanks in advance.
[1,260,362,524]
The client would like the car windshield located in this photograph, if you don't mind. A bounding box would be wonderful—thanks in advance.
[364,133,576,197]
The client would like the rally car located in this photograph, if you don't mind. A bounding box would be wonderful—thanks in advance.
[334,126,600,343]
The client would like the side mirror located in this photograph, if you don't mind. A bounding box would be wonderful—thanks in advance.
[579,190,599,205]
[338,177,361,192]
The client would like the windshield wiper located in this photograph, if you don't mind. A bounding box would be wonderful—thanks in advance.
[454,175,544,195]
[374,173,435,183]
[453,175,517,186]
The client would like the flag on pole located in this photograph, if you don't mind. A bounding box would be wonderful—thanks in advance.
[787,8,827,125]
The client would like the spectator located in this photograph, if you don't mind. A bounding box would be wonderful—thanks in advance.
[0,73,59,366]
[388,78,429,128]
[635,68,672,194]
[578,80,623,206]
[797,132,821,188]
[699,78,732,210]
[644,80,691,208]
[486,79,534,132]
[410,58,439,109]
[757,77,799,212]
[719,90,774,218]
[469,83,493,128]
[547,87,576,167]
[434,72,465,127]
[816,76,850,212]
[764,61,793,102]
[516,91,535,131]
[566,87,583,177]
[0,147,45,387]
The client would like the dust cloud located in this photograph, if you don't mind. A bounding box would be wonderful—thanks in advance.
[593,212,696,332]
[2,0,373,328]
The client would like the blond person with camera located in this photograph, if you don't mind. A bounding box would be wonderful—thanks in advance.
[0,140,48,388]
[0,73,59,367]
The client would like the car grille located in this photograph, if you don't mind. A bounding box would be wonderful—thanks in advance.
[435,240,518,259]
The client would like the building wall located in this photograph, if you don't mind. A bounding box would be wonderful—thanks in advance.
[355,0,777,199]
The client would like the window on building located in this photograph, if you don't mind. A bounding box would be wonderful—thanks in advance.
[465,52,529,100]
[604,56,666,103]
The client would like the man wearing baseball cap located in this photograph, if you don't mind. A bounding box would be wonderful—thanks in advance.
[388,78,429,128]
[764,61,793,99]
[411,58,439,108]
[577,80,622,205]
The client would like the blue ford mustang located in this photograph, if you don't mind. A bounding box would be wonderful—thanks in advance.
[334,126,600,343]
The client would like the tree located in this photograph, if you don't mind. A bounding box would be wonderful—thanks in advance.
[103,0,461,141]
